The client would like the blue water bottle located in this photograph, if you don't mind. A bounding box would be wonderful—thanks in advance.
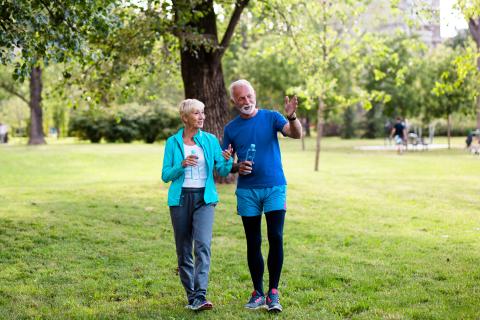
[246,144,256,162]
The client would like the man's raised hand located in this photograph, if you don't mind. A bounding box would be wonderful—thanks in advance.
[284,95,298,117]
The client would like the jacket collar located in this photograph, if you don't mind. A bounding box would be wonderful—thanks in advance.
[174,127,204,145]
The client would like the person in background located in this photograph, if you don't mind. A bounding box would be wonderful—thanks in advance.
[390,117,407,154]
[0,123,8,143]
[162,99,233,311]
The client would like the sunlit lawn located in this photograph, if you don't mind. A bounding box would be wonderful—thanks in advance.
[0,137,479,319]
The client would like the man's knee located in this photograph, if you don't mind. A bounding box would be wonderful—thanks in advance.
[268,229,283,244]
[266,210,285,243]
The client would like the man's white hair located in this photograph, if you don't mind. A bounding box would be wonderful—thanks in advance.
[178,99,205,118]
[229,79,254,98]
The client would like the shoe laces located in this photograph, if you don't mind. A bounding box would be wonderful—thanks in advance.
[267,289,279,303]
[250,290,263,303]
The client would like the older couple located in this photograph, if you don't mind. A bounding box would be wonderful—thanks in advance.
[161,80,302,312]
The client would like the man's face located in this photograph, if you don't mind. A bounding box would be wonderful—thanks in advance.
[231,85,256,116]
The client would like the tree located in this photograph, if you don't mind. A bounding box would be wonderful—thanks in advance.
[430,47,476,148]
[290,0,380,171]
[170,0,250,138]
[56,0,251,139]
[0,1,115,144]
[456,0,480,129]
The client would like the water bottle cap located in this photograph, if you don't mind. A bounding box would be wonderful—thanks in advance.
[250,144,255,148]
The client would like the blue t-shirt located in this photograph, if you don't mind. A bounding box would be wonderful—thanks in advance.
[222,109,288,189]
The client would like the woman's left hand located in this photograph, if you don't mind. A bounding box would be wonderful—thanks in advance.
[222,144,233,161]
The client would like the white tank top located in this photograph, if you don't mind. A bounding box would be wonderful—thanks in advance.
[182,144,207,188]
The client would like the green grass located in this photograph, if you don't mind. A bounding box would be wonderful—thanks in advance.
[0,137,479,319]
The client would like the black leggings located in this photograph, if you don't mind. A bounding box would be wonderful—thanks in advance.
[241,210,285,295]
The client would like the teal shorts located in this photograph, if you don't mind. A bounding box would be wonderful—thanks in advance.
[235,185,287,217]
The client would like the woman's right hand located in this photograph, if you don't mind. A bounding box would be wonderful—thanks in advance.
[222,144,233,161]
[182,155,198,167]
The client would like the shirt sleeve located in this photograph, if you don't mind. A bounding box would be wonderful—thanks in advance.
[161,138,185,183]
[222,126,231,150]
[273,111,288,135]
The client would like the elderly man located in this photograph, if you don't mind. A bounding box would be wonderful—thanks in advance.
[222,79,302,313]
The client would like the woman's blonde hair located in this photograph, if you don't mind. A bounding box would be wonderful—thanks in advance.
[178,99,205,119]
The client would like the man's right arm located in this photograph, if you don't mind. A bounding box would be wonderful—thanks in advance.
[231,161,252,175]
[231,163,240,173]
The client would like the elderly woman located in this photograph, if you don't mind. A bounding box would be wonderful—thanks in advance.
[162,99,232,311]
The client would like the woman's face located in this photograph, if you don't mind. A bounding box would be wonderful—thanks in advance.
[183,108,205,129]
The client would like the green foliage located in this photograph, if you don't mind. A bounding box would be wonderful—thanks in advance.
[68,110,107,143]
[361,103,393,139]
[428,46,477,120]
[223,22,303,109]
[68,105,181,143]
[0,0,117,81]
[341,106,356,139]
[361,34,428,118]
[103,113,139,143]
[136,106,181,144]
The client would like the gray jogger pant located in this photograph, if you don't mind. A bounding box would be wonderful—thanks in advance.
[169,187,215,302]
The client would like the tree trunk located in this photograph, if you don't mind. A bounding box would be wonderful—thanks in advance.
[173,0,249,139]
[28,66,46,145]
[173,0,249,183]
[314,97,325,172]
[447,113,451,150]
[305,115,311,137]
[301,132,305,151]
[468,18,480,129]
[477,95,480,130]
[300,117,306,150]
[180,52,230,139]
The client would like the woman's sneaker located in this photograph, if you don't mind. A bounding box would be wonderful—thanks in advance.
[184,299,194,309]
[244,290,267,309]
[266,289,283,312]
[190,297,213,311]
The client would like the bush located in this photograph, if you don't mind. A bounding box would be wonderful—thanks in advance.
[68,105,181,143]
[433,122,475,137]
[103,109,139,143]
[68,111,106,143]
[136,107,181,143]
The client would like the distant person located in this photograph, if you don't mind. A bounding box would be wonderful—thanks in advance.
[161,99,233,311]
[472,130,480,155]
[466,132,473,149]
[0,123,8,144]
[390,117,407,154]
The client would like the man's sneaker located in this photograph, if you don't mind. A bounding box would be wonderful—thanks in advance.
[190,297,213,311]
[244,290,267,310]
[266,289,283,312]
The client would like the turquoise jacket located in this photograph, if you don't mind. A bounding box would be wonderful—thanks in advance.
[162,128,233,206]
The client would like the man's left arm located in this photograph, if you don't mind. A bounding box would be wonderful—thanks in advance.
[282,95,302,139]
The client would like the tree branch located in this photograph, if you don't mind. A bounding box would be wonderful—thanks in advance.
[218,0,250,57]
[469,18,480,45]
[274,3,302,54]
[0,82,30,106]
[39,0,79,33]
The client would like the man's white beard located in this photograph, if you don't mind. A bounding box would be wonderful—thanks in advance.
[239,104,256,115]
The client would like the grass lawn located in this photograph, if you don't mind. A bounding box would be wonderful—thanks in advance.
[0,137,479,319]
